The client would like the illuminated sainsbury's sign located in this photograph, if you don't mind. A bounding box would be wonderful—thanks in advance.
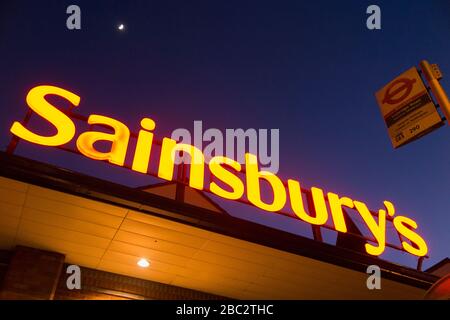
[9,85,428,258]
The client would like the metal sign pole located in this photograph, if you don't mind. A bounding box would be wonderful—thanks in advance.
[419,60,450,124]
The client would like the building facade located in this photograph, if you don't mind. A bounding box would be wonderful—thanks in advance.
[0,152,444,300]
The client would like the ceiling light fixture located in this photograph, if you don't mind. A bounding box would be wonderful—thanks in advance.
[137,258,150,268]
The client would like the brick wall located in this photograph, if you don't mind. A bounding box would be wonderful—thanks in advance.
[0,246,226,300]
[0,246,64,300]
[55,265,226,300]
[0,250,11,288]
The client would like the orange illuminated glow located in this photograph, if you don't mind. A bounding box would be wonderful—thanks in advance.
[9,85,429,258]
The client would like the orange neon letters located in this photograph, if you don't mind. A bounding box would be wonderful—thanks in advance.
[9,85,429,258]
[209,156,244,200]
[10,85,80,146]
[393,216,428,257]
[287,180,328,225]
[353,201,387,256]
[245,153,286,212]
[76,114,130,166]
[327,192,354,233]
[132,118,156,173]
[158,138,205,190]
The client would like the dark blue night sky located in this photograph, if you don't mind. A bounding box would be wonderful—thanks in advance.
[0,0,449,269]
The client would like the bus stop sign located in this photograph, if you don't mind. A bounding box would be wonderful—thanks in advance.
[375,67,444,148]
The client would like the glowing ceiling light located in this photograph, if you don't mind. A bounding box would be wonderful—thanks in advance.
[137,258,150,268]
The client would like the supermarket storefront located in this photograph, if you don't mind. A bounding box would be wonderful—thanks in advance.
[0,152,441,300]
[0,84,446,300]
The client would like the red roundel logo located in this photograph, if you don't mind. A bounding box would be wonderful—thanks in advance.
[382,77,416,105]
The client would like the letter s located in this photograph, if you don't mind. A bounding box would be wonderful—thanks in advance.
[209,156,244,200]
[393,216,428,257]
[10,85,80,146]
